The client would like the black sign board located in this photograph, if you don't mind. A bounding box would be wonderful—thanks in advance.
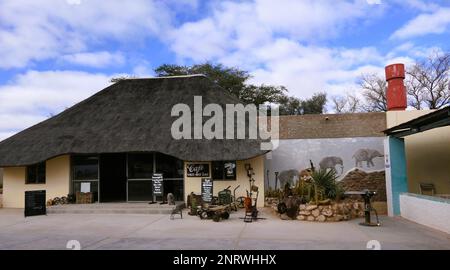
[224,161,236,179]
[201,178,213,203]
[152,173,164,197]
[24,190,46,217]
[212,161,236,180]
[186,163,210,177]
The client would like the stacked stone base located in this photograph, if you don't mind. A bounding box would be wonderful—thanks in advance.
[297,202,364,222]
[266,198,365,222]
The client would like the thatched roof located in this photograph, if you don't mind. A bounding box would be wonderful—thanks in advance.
[0,75,267,166]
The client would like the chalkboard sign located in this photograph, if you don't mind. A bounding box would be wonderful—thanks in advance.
[186,163,210,177]
[152,173,164,196]
[212,161,236,180]
[201,178,213,203]
[24,190,46,217]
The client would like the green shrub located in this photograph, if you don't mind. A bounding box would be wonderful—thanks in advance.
[311,168,343,201]
[265,187,282,198]
[292,180,315,203]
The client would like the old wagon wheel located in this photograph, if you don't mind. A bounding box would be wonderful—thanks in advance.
[221,211,230,220]
[212,214,221,222]
[236,196,245,208]
[199,211,209,219]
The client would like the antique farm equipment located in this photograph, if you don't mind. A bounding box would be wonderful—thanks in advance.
[218,186,233,205]
[197,204,231,222]
[232,185,245,210]
[243,185,263,222]
[345,189,380,226]
[187,192,202,216]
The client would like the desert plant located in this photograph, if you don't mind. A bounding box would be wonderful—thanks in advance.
[265,187,282,198]
[311,168,343,201]
[292,180,315,203]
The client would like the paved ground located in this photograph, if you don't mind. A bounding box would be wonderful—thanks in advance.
[0,208,449,250]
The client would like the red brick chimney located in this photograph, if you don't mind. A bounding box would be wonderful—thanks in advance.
[385,63,407,111]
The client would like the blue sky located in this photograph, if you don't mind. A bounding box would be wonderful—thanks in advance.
[0,0,450,140]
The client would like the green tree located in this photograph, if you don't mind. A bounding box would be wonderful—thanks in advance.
[277,92,327,115]
[301,92,327,114]
[155,62,251,100]
[277,95,302,115]
[240,84,287,107]
[154,62,292,107]
[114,62,330,115]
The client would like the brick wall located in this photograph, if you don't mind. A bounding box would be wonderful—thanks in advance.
[278,112,386,139]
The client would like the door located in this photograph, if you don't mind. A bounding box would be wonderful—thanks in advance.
[99,153,127,202]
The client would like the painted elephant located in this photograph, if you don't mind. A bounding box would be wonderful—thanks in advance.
[277,169,299,188]
[353,149,384,168]
[319,156,344,174]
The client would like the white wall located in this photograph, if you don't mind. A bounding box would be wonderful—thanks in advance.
[400,193,450,234]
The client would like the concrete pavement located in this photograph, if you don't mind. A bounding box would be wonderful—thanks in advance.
[0,208,449,250]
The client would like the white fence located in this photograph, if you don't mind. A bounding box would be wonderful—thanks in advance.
[400,193,450,234]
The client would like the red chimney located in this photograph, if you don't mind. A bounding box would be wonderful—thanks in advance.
[385,63,407,111]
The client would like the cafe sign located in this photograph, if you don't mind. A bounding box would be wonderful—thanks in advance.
[186,163,210,177]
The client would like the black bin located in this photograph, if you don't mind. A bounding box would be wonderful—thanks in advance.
[25,190,46,217]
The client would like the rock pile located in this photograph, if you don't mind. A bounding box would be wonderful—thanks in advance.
[339,169,386,202]
[266,198,365,222]
[297,202,364,222]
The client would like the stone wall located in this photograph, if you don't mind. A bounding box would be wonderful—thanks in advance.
[297,202,364,222]
[266,198,365,222]
[339,169,386,202]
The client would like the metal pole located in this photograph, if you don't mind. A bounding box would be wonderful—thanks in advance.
[274,171,279,190]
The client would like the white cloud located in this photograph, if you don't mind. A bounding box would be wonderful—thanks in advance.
[132,62,154,77]
[0,70,113,141]
[254,0,373,39]
[166,0,390,99]
[168,0,384,60]
[391,7,450,39]
[243,39,387,98]
[392,0,440,12]
[0,0,172,69]
[61,51,125,68]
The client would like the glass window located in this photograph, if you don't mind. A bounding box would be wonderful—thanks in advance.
[73,156,98,180]
[128,153,153,179]
[212,161,236,180]
[128,180,153,201]
[164,180,184,201]
[155,153,183,179]
[26,162,46,184]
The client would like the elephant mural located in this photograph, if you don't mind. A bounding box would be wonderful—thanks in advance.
[352,149,384,168]
[319,156,344,174]
[277,169,299,188]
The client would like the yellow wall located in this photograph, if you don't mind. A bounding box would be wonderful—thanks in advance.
[2,155,70,208]
[386,110,433,129]
[184,155,265,207]
[387,111,450,195]
[404,127,450,195]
